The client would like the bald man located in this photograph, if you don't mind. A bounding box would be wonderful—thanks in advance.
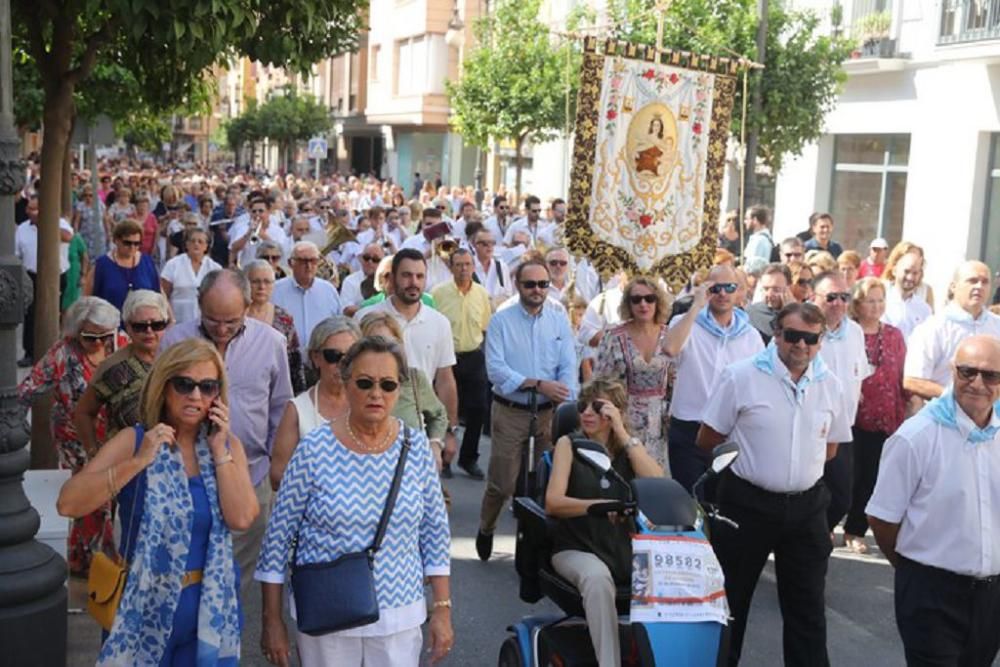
[868,335,1000,666]
[667,264,764,491]
[904,261,1000,401]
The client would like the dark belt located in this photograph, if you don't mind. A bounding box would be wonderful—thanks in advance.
[724,470,823,500]
[456,348,484,357]
[492,394,553,412]
[898,555,1000,589]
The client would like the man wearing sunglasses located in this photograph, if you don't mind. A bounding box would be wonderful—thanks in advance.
[340,242,385,317]
[483,194,512,240]
[503,195,552,248]
[697,302,852,667]
[477,259,578,561]
[229,197,287,269]
[868,335,1000,667]
[666,264,764,493]
[811,271,871,538]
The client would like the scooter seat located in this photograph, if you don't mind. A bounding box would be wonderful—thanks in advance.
[539,567,632,618]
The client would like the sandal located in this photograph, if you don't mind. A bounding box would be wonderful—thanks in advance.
[844,534,868,554]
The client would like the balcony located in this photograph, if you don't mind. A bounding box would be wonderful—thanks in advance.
[848,0,899,58]
[940,0,1000,44]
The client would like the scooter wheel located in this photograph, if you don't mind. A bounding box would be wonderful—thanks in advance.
[498,636,525,667]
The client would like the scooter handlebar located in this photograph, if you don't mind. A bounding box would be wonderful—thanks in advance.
[586,500,637,517]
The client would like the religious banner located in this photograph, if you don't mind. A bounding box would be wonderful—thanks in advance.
[565,37,739,290]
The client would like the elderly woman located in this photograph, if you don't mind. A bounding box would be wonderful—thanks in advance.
[256,240,288,280]
[837,250,862,289]
[843,277,907,554]
[257,336,453,667]
[104,186,135,228]
[87,219,161,312]
[270,316,360,489]
[243,259,306,393]
[73,184,107,259]
[546,378,663,667]
[595,275,706,470]
[74,290,170,453]
[18,297,125,575]
[134,191,159,256]
[161,227,222,323]
[57,339,257,664]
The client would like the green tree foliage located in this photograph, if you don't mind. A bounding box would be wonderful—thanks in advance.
[445,0,577,198]
[606,0,853,174]
[224,89,331,169]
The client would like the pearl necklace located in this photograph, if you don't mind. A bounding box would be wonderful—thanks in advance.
[344,412,394,452]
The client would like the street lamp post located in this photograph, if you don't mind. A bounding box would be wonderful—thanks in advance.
[0,0,68,664]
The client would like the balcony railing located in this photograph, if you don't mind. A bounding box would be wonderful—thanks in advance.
[940,0,1000,44]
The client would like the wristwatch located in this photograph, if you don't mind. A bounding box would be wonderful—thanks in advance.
[624,436,642,451]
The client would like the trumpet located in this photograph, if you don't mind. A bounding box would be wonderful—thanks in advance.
[436,237,459,259]
[249,218,265,244]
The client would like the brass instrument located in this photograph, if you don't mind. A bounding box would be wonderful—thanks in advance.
[249,218,265,244]
[321,218,358,257]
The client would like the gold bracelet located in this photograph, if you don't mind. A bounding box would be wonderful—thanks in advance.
[214,453,234,467]
[431,599,452,610]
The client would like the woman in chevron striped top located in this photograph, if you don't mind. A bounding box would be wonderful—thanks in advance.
[256,335,453,667]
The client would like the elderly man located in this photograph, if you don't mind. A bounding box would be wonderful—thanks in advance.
[544,247,573,301]
[747,263,792,344]
[904,260,1000,400]
[868,335,1000,666]
[271,240,342,347]
[698,302,852,666]
[777,236,805,265]
[281,214,313,260]
[882,248,933,340]
[161,269,293,596]
[340,242,385,317]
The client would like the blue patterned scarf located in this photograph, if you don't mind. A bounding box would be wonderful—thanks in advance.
[98,432,240,666]
[923,389,1000,445]
[695,306,752,339]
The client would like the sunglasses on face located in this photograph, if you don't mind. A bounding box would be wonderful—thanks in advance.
[529,208,541,214]
[261,254,281,262]
[630,294,657,305]
[353,377,400,393]
[80,331,115,342]
[362,254,382,263]
[129,320,168,333]
[293,257,319,265]
[576,399,608,415]
[168,376,222,398]
[547,259,568,267]
[824,292,852,303]
[520,280,550,290]
[120,239,142,248]
[783,252,803,260]
[956,365,1000,387]
[321,348,347,364]
[781,328,821,346]
[797,278,813,287]
[708,283,738,295]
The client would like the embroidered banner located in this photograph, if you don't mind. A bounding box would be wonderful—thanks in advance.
[566,38,738,290]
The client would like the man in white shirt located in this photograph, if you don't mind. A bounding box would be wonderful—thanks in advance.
[339,242,384,317]
[868,335,1000,666]
[470,228,513,309]
[882,249,932,340]
[483,195,513,241]
[229,198,288,269]
[503,195,552,248]
[667,264,764,492]
[812,271,871,537]
[742,205,774,262]
[544,247,572,301]
[904,260,1000,401]
[698,302,851,667]
[355,206,404,253]
[271,241,342,347]
[281,215,313,261]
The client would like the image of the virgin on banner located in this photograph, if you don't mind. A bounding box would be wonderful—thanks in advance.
[565,38,738,290]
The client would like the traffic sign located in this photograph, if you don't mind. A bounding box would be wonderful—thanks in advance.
[308,137,328,159]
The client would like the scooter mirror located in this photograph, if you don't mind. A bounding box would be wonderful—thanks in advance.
[710,442,739,473]
[577,448,612,473]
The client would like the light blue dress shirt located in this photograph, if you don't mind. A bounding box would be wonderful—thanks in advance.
[486,301,579,405]
[272,276,342,347]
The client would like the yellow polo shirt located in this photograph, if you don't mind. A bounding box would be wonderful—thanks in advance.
[430,280,492,353]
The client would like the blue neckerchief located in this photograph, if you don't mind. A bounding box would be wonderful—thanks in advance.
[696,306,752,340]
[922,389,1000,445]
[752,342,830,406]
[824,320,847,342]
[944,303,983,325]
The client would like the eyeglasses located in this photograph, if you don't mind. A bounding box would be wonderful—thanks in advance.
[708,283,738,295]
[629,294,657,305]
[955,365,1000,387]
[361,254,382,263]
[576,399,608,415]
[781,328,821,346]
[261,255,282,262]
[129,320,169,333]
[497,205,509,211]
[353,377,400,393]
[79,331,115,342]
[529,208,542,214]
[321,348,347,364]
[783,252,803,260]
[823,292,852,303]
[293,257,319,265]
[168,376,222,398]
[547,259,568,267]
[520,280,550,290]
[797,278,814,288]
[120,239,142,248]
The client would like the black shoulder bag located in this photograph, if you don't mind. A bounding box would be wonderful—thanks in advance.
[290,427,411,636]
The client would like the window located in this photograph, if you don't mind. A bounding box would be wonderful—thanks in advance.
[981,134,1000,275]
[370,45,380,82]
[829,134,910,252]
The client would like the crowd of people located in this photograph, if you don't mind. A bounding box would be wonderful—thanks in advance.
[11,158,1000,666]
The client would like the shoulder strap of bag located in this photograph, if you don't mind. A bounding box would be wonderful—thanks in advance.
[120,425,146,561]
[410,369,425,434]
[369,426,411,555]
[495,258,504,287]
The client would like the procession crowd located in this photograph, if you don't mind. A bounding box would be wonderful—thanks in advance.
[13,159,1000,667]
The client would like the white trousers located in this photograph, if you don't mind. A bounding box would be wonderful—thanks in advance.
[297,626,423,667]
[551,549,621,667]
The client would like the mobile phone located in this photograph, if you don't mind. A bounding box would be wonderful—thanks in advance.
[207,399,219,436]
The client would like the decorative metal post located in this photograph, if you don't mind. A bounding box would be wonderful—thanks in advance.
[0,0,69,664]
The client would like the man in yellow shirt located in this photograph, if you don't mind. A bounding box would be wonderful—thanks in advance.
[432,248,493,479]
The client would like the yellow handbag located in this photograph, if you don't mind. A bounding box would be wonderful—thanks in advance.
[86,551,129,631]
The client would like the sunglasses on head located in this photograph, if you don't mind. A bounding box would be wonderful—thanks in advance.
[824,292,852,303]
[168,376,222,398]
[630,294,657,305]
[956,365,1000,387]
[576,399,608,414]
[120,239,142,248]
[129,319,169,333]
[708,282,738,295]
[781,328,821,346]
[353,377,400,393]
[520,280,550,290]
[321,348,346,364]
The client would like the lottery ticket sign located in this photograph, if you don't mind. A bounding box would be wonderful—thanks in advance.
[630,534,729,624]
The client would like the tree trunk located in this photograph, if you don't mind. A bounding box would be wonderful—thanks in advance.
[61,114,74,218]
[742,0,768,214]
[514,134,525,207]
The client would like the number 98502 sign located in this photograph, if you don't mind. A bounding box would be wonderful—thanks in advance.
[631,535,729,624]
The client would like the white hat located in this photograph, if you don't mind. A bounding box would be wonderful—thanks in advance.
[870,237,889,249]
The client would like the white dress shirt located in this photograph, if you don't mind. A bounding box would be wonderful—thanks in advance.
[354,298,456,381]
[483,215,512,242]
[355,226,405,252]
[339,270,367,308]
[473,256,513,304]
[228,218,288,268]
[15,218,74,273]
[701,347,851,493]
[882,282,932,340]
[867,402,1000,577]
[904,304,1000,387]
[818,318,871,427]
[578,286,623,350]
[503,219,554,247]
[271,276,342,346]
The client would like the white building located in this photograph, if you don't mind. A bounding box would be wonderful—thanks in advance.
[776,0,1000,296]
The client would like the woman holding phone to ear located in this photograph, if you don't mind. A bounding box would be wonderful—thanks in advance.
[57,338,258,665]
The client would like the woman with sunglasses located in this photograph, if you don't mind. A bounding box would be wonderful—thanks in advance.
[257,335,453,667]
[58,338,257,664]
[74,290,170,456]
[161,227,222,324]
[87,219,161,313]
[788,260,815,303]
[243,259,307,393]
[545,378,663,667]
[18,296,127,576]
[255,240,288,279]
[269,316,361,489]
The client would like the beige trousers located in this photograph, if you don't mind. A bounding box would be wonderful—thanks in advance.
[551,549,622,667]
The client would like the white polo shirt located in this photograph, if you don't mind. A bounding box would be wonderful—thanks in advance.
[701,346,851,493]
[473,256,513,304]
[819,317,871,427]
[867,399,1000,577]
[339,270,367,308]
[904,304,1000,387]
[669,310,764,422]
[355,297,457,381]
[882,282,932,340]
